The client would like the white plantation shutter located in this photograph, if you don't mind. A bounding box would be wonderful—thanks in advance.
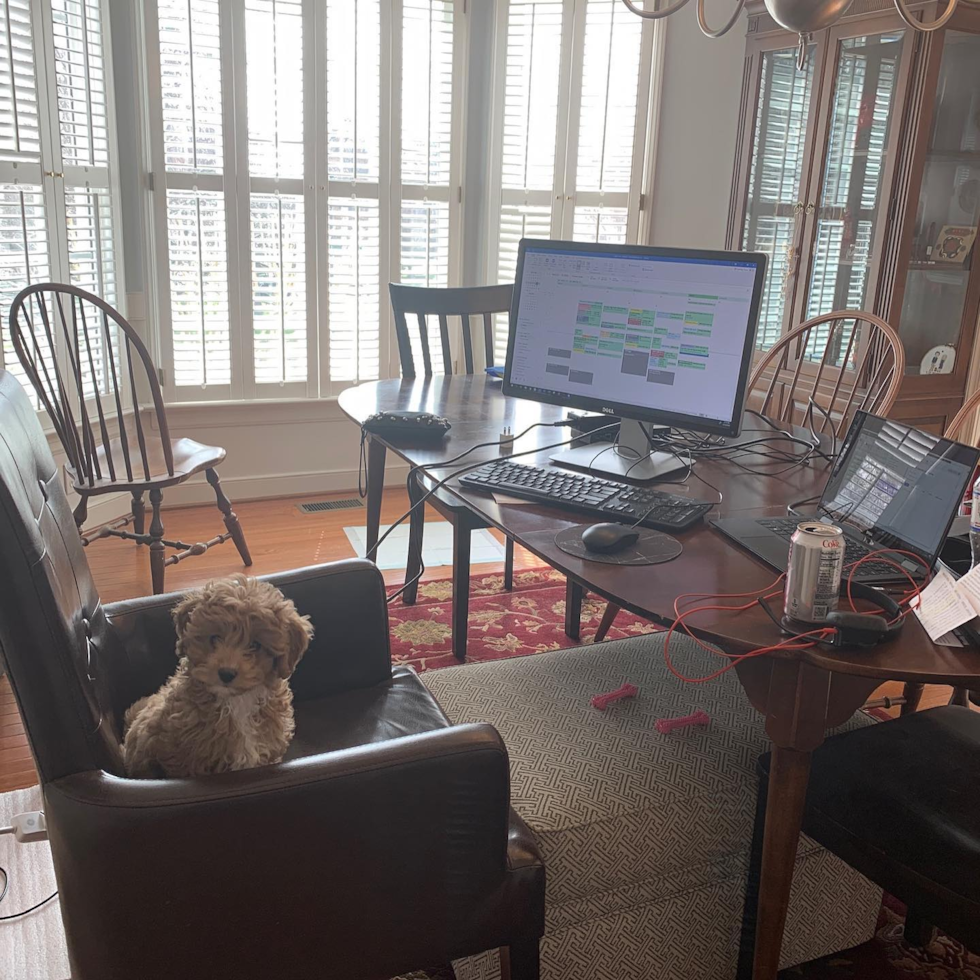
[146,0,463,399]
[150,0,233,397]
[0,0,121,409]
[489,0,654,363]
[324,0,383,387]
[243,0,312,395]
[399,0,459,376]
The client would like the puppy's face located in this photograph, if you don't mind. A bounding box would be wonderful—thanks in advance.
[172,576,314,697]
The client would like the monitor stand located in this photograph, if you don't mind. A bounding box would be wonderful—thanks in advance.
[550,419,690,482]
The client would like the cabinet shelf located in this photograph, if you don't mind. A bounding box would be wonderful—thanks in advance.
[906,261,972,272]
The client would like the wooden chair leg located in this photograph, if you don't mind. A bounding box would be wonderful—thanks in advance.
[593,602,621,643]
[131,492,145,542]
[403,472,424,605]
[149,489,166,595]
[950,686,970,707]
[452,520,471,662]
[365,436,386,559]
[504,536,515,591]
[903,908,937,948]
[901,682,925,716]
[206,468,252,566]
[565,579,583,641]
[500,939,540,980]
[72,496,88,530]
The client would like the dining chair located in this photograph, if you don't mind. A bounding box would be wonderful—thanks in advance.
[388,282,515,662]
[739,706,980,977]
[586,309,905,644]
[8,283,251,595]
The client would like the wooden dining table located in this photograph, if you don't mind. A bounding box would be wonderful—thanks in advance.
[339,374,980,980]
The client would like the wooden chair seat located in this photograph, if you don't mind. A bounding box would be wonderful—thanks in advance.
[69,437,227,495]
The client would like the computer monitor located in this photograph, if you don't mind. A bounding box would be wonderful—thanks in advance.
[503,239,768,480]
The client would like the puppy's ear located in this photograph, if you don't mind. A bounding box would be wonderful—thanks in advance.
[276,610,314,679]
[172,590,202,637]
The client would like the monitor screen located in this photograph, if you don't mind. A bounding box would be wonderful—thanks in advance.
[503,240,768,436]
[821,411,979,562]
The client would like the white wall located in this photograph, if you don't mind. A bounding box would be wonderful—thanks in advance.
[104,2,748,515]
[648,11,746,249]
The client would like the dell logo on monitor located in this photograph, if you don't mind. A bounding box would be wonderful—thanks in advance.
[600,407,615,414]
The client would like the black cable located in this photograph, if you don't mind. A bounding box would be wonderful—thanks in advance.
[0,865,58,920]
[377,422,621,602]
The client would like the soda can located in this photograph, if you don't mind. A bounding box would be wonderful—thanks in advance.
[784,522,844,624]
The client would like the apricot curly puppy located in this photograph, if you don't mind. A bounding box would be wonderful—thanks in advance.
[123,575,314,778]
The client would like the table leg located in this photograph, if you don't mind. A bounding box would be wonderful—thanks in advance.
[564,579,583,641]
[365,437,386,560]
[452,517,472,662]
[751,745,812,980]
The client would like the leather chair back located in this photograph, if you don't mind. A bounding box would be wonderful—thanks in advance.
[0,370,128,781]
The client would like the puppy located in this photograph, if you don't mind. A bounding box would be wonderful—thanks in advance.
[123,575,314,778]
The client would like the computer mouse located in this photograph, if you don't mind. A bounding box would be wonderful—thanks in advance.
[581,523,640,554]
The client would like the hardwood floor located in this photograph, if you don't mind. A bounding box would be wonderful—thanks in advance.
[0,487,964,792]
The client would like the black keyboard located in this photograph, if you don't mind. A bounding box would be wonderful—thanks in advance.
[756,518,921,579]
[460,460,713,532]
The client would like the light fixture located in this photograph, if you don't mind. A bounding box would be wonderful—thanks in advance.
[622,0,960,68]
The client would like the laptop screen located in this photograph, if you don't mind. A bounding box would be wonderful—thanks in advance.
[820,412,979,562]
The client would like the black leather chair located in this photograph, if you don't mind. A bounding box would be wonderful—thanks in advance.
[0,369,544,980]
[740,706,980,975]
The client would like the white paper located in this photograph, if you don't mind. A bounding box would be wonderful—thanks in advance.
[934,630,965,648]
[909,567,978,642]
[492,493,536,506]
[952,561,980,616]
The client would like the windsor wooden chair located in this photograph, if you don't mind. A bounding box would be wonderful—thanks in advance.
[8,283,251,594]
[585,310,906,644]
[387,282,515,662]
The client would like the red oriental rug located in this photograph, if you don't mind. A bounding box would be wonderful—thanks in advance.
[389,570,979,980]
[387,567,660,672]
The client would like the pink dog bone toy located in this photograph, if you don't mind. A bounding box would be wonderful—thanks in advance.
[591,683,638,710]
[655,710,711,734]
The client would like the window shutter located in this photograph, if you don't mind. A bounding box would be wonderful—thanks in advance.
[741,48,815,352]
[244,0,309,392]
[565,0,645,244]
[325,0,383,387]
[489,0,654,365]
[154,0,232,394]
[0,1,48,403]
[400,0,457,373]
[47,0,121,404]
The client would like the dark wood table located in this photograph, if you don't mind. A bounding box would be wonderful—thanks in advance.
[339,375,980,980]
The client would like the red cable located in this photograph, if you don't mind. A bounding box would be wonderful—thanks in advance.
[663,548,931,684]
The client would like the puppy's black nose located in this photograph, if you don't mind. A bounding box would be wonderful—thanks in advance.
[218,668,237,684]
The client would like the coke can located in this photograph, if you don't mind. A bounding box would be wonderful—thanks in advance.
[784,522,844,624]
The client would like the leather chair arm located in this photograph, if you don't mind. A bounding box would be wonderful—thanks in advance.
[104,559,392,711]
[43,724,531,980]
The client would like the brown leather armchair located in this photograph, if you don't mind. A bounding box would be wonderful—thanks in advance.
[0,370,544,980]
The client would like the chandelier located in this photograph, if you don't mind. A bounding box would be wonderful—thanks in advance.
[621,0,959,68]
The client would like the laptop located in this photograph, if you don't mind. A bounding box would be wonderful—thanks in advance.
[712,411,980,585]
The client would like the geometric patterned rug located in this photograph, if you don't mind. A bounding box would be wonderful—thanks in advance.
[389,570,980,980]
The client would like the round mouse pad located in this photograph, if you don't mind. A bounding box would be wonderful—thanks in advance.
[554,524,683,566]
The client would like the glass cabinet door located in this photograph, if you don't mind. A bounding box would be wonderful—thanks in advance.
[800,30,906,363]
[897,31,980,377]
[739,44,816,352]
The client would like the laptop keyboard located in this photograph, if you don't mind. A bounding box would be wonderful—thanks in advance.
[757,518,915,579]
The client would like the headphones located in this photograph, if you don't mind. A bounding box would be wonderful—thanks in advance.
[777,581,904,649]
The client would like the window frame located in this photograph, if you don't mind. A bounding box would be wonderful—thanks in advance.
[142,0,468,404]
[485,0,659,286]
[0,0,127,421]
